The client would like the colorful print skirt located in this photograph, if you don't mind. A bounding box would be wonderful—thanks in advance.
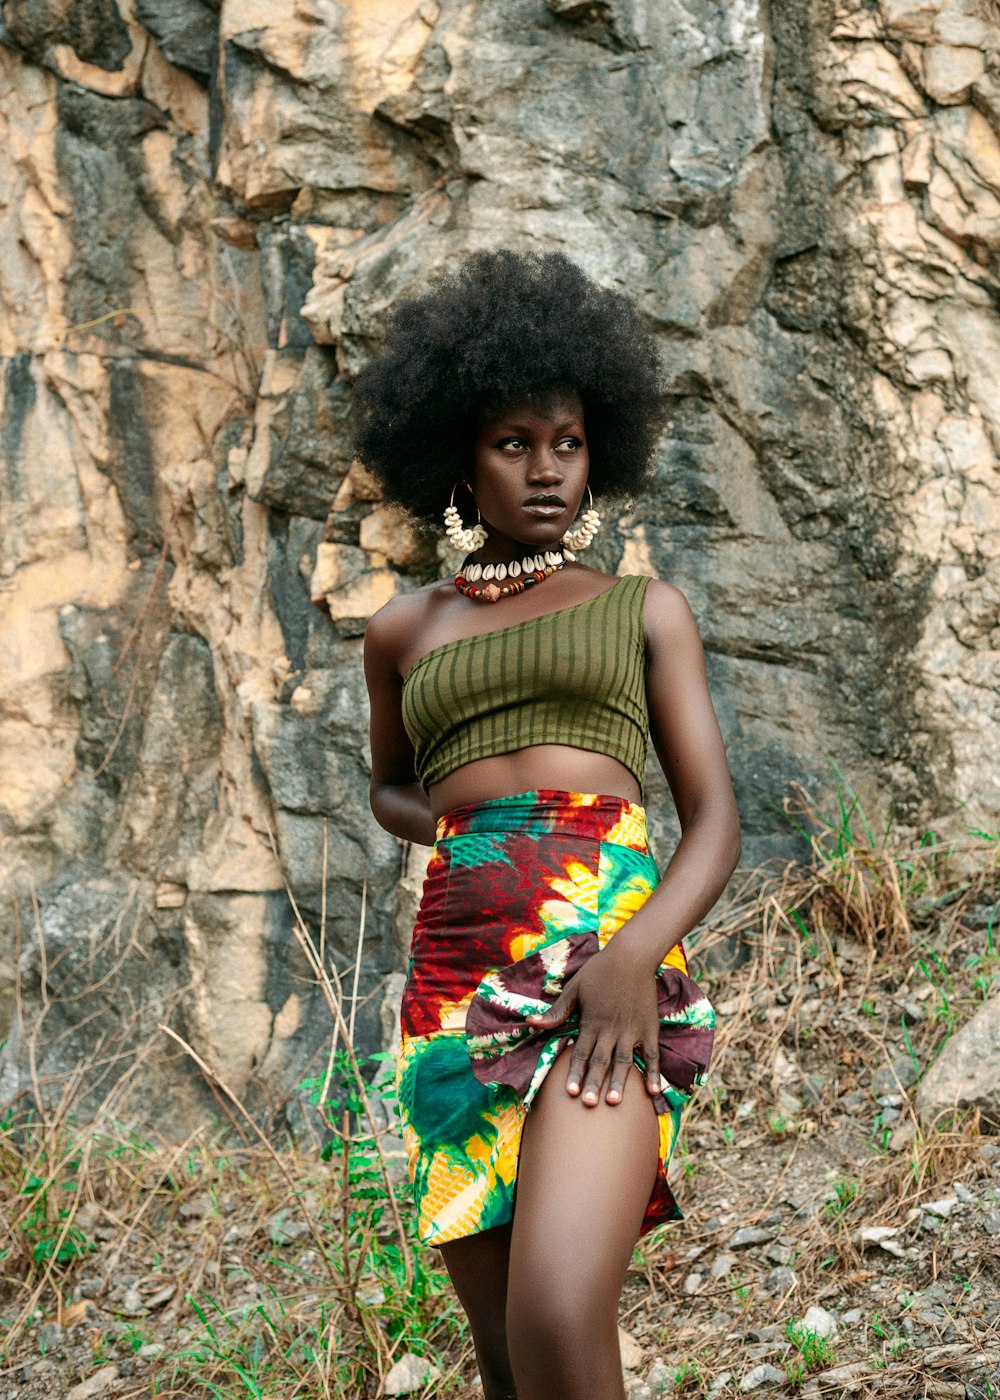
[396,789,716,1247]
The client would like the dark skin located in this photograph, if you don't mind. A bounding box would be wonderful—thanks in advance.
[364,392,741,1400]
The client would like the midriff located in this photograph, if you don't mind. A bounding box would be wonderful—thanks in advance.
[427,746,642,823]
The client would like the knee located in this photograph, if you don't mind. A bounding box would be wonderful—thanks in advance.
[506,1278,610,1360]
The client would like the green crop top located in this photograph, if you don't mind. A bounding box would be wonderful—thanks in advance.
[400,573,652,792]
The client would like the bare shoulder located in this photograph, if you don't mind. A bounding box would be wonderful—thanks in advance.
[642,577,701,639]
[364,579,449,667]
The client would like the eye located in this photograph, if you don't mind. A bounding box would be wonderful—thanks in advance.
[495,436,527,451]
[557,436,583,451]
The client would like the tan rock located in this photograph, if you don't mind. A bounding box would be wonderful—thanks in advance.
[839,43,927,118]
[359,504,426,567]
[331,459,383,511]
[901,128,932,186]
[922,45,985,105]
[325,569,400,622]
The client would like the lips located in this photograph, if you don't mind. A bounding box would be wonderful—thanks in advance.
[522,494,566,516]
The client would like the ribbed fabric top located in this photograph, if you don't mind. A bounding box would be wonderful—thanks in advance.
[401,574,652,793]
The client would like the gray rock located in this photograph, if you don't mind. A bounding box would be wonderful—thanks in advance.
[762,1266,797,1296]
[873,1055,920,1095]
[646,1360,673,1394]
[268,1210,310,1245]
[815,1361,871,1392]
[801,1305,838,1337]
[741,1364,788,1390]
[619,1327,645,1371]
[916,996,1000,1131]
[384,1354,440,1395]
[728,1226,777,1248]
[980,1208,1000,1237]
[626,1383,654,1400]
[37,1322,64,1354]
[923,1195,959,1218]
[66,1367,120,1400]
[764,1242,796,1265]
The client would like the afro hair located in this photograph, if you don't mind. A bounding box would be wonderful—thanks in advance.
[350,248,668,528]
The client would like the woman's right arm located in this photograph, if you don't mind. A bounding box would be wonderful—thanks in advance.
[363,600,437,847]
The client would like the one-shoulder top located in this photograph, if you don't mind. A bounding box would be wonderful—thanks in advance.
[400,573,653,792]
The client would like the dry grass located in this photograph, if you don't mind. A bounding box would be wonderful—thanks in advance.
[2,779,999,1397]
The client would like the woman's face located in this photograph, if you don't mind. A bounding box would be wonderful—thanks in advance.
[468,391,590,557]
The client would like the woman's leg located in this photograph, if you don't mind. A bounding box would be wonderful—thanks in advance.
[439,1222,517,1400]
[505,1046,660,1400]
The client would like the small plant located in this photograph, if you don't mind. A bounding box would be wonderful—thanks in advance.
[673,1358,705,1391]
[966,913,998,1000]
[121,1322,151,1354]
[917,953,957,1031]
[823,1176,860,1222]
[786,1318,837,1370]
[18,1170,94,1266]
[786,1359,806,1388]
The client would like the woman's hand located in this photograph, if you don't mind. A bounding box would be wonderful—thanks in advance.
[526,941,660,1106]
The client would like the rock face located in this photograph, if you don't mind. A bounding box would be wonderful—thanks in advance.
[1,0,998,1126]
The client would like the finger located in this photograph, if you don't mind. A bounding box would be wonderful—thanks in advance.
[605,1045,636,1105]
[642,1034,661,1096]
[565,1028,597,1096]
[526,985,577,1027]
[580,1036,616,1106]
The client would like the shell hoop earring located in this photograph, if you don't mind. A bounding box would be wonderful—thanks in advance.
[443,481,488,553]
[561,483,601,556]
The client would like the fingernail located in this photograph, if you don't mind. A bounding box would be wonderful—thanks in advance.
[608,1091,620,1103]
[584,1090,597,1104]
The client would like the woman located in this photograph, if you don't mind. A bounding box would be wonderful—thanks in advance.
[357,249,741,1400]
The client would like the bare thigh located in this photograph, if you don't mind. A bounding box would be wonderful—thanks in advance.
[505,1046,660,1400]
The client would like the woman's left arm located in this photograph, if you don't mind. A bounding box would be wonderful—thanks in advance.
[528,579,742,1105]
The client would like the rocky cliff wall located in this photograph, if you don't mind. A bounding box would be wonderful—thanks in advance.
[1,0,997,1128]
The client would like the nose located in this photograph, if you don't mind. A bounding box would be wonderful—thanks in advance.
[525,446,564,483]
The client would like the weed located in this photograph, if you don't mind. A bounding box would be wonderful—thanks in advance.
[786,1359,806,1388]
[823,1176,859,1222]
[786,1318,837,1369]
[917,954,957,1031]
[673,1358,705,1391]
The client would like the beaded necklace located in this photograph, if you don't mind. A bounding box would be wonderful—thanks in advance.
[455,548,573,603]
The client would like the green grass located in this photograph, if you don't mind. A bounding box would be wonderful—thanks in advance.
[823,1176,859,1223]
[785,1318,837,1369]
